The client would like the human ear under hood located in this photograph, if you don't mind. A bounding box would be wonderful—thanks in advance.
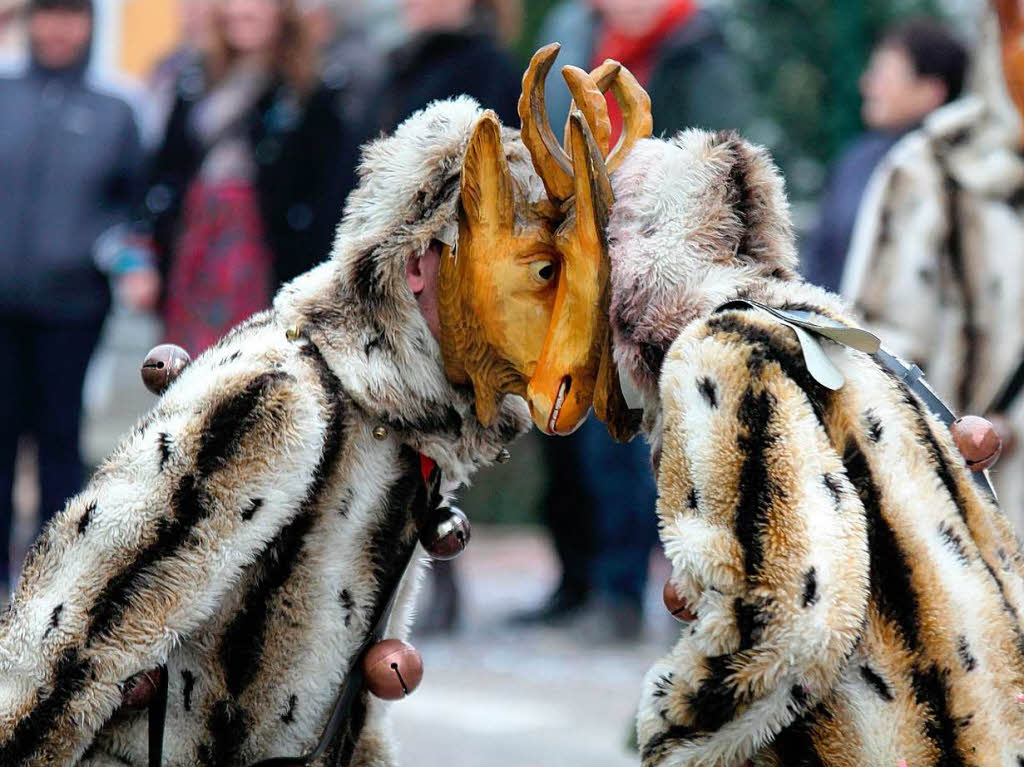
[605,129,800,420]
[274,97,538,484]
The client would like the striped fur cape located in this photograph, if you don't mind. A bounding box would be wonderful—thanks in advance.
[0,98,531,766]
[605,131,1024,765]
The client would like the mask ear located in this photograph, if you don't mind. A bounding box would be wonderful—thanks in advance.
[439,111,522,428]
[569,110,613,256]
[460,111,515,230]
[567,112,639,441]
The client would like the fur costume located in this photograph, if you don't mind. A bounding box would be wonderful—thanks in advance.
[842,12,1024,534]
[0,97,534,767]
[605,129,1024,765]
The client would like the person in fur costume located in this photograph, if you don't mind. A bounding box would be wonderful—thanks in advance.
[842,4,1024,534]
[0,95,557,766]
[506,48,1023,764]
[605,130,1024,765]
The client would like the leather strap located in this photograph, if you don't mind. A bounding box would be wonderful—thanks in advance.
[714,300,996,500]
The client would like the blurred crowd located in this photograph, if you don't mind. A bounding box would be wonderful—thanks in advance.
[0,0,1021,645]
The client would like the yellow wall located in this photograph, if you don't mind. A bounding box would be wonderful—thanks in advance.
[117,0,180,79]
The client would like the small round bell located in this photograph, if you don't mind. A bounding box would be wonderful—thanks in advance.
[120,667,163,710]
[951,415,1002,471]
[663,580,696,623]
[372,426,388,441]
[420,505,470,560]
[141,344,191,395]
[363,639,423,700]
[496,448,511,464]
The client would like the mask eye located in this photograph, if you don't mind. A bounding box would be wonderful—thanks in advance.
[529,259,556,285]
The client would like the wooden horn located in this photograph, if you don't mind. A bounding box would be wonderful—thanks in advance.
[561,62,619,156]
[600,61,654,173]
[519,43,575,202]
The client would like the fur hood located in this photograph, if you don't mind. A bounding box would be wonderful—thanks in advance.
[604,129,801,426]
[275,97,536,485]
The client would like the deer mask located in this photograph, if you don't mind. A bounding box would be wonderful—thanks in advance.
[519,45,653,438]
[439,47,651,438]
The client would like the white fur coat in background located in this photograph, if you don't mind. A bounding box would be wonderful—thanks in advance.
[0,97,532,767]
[606,130,1024,766]
[842,10,1024,535]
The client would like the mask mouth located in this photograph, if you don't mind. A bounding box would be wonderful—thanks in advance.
[547,375,572,434]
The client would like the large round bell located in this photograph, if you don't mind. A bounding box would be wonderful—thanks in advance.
[419,506,471,560]
[663,580,696,623]
[951,415,1002,472]
[120,667,164,710]
[363,639,423,700]
[141,344,191,395]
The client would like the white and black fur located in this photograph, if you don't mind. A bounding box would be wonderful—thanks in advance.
[606,130,1024,765]
[0,97,534,767]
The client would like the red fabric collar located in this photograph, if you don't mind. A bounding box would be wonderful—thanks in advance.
[592,0,697,140]
[419,454,437,483]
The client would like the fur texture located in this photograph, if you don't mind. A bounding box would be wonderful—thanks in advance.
[0,98,532,766]
[607,130,1024,765]
[843,80,1024,534]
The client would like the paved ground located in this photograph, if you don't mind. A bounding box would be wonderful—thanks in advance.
[10,309,673,766]
[395,528,672,767]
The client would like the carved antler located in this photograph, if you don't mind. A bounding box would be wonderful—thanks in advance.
[519,43,575,202]
[520,46,654,203]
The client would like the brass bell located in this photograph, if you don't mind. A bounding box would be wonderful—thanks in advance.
[120,667,164,710]
[496,448,511,464]
[663,579,696,623]
[420,505,470,560]
[951,415,1002,472]
[363,639,423,700]
[372,426,388,441]
[141,344,191,395]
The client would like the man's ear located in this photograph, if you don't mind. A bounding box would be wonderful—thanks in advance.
[406,251,426,295]
[460,111,515,230]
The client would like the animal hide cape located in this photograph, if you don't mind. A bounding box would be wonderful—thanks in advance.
[0,97,532,766]
[605,130,1024,765]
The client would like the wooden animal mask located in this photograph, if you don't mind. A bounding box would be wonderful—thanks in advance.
[995,0,1024,143]
[437,111,561,428]
[518,45,653,438]
[438,49,652,439]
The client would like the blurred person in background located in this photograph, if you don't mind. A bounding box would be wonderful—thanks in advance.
[0,0,146,601]
[135,0,358,354]
[143,0,210,146]
[369,0,521,134]
[843,4,1024,533]
[803,19,967,291]
[369,0,522,634]
[522,0,748,640]
[536,0,748,137]
[301,0,382,131]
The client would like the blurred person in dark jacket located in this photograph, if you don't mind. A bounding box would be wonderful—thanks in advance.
[0,0,146,600]
[370,0,522,135]
[302,0,383,129]
[523,0,749,639]
[136,0,360,354]
[803,19,967,292]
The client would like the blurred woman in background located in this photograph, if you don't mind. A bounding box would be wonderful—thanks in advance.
[137,0,357,354]
[371,0,522,134]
